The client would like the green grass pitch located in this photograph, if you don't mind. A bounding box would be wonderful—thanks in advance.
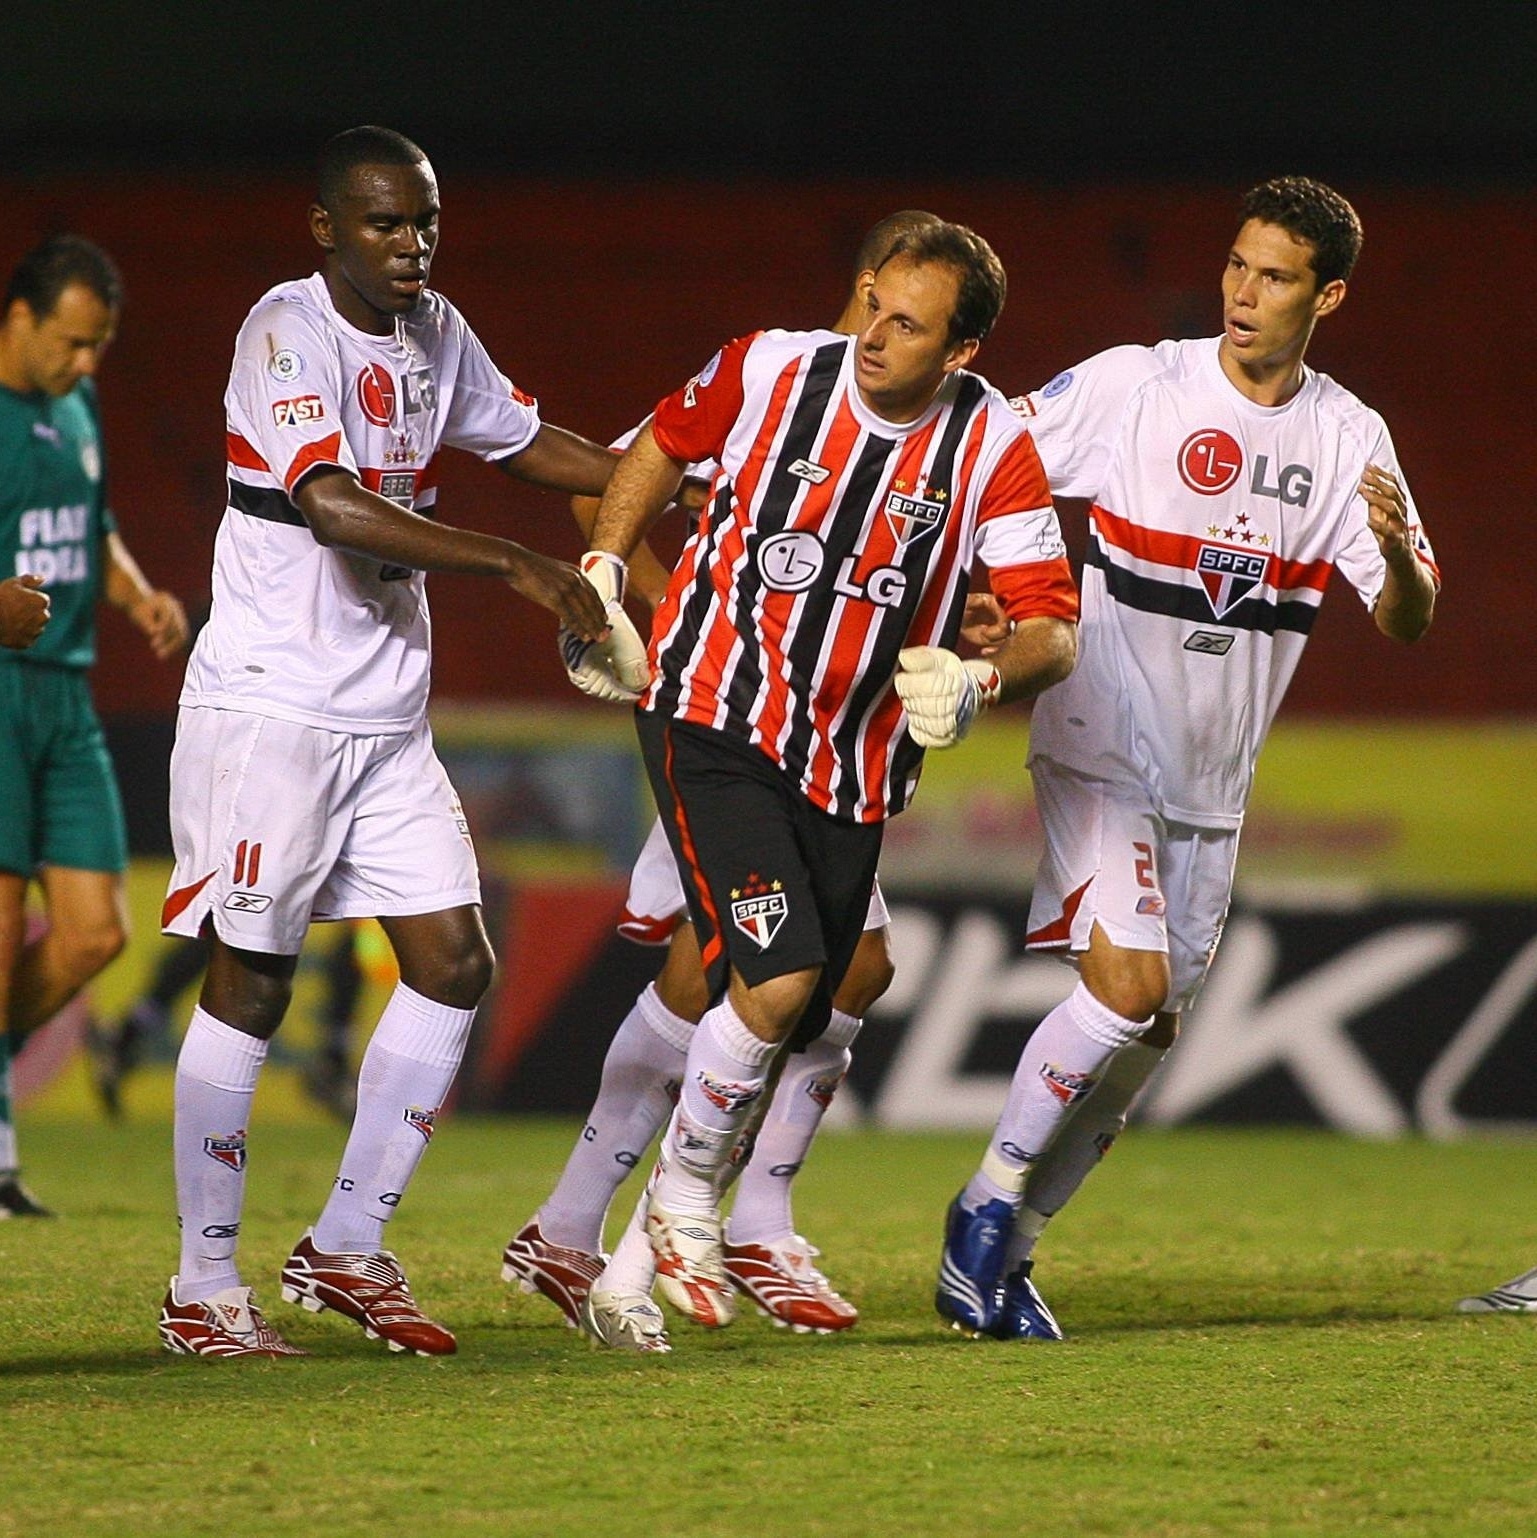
[5,1117,1537,1537]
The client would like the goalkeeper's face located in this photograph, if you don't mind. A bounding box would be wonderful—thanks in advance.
[311,160,441,335]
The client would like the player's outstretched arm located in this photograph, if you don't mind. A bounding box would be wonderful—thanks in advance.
[102,532,190,660]
[296,468,607,640]
[0,574,50,650]
[498,424,621,498]
[1360,464,1436,642]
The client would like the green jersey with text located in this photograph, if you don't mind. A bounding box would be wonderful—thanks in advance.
[0,376,117,668]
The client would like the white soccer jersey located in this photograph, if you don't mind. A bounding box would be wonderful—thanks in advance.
[182,273,542,734]
[1019,337,1439,828]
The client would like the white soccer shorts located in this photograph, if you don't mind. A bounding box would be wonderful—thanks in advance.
[1025,759,1239,1014]
[163,707,481,954]
[618,815,889,945]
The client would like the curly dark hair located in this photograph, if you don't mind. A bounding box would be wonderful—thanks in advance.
[1239,176,1363,287]
[877,220,1007,345]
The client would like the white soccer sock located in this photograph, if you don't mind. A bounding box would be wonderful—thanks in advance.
[962,981,1149,1213]
[312,983,475,1255]
[537,983,692,1252]
[0,1034,18,1171]
[174,1007,268,1299]
[651,997,777,1217]
[599,1178,660,1295]
[725,1010,859,1246]
[1004,1039,1167,1268]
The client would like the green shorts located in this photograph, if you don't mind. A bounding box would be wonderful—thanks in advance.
[0,661,127,876]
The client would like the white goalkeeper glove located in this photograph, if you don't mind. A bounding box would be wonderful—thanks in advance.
[894,646,1002,748]
[561,550,651,703]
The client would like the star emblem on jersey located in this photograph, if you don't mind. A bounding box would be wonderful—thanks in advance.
[883,479,949,547]
[1196,543,1270,619]
[730,872,788,948]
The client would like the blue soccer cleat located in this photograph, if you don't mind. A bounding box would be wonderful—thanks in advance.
[935,1193,1015,1336]
[987,1259,1066,1341]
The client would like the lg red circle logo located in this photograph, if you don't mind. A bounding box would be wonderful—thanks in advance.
[356,364,397,427]
[1178,429,1243,495]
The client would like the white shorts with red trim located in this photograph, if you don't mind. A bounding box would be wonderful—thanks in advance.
[617,815,890,946]
[163,707,481,955]
[1025,759,1239,1014]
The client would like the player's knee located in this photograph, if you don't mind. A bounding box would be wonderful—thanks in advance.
[61,914,128,985]
[833,927,895,1017]
[1082,952,1169,1024]
[733,965,821,1041]
[417,934,495,1011]
[655,931,710,1023]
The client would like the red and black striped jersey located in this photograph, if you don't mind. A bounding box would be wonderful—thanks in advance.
[643,329,1078,823]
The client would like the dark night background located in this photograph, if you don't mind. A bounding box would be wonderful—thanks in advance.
[4,2,1533,723]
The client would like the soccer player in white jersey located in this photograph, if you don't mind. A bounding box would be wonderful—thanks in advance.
[156,126,628,1359]
[937,177,1440,1342]
[576,220,1080,1336]
[504,215,941,1352]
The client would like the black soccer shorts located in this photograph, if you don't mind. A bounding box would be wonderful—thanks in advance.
[636,712,883,1017]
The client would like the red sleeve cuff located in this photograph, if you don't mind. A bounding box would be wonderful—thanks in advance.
[992,558,1080,623]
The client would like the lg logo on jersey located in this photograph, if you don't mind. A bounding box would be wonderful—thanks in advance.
[756,531,907,608]
[1178,430,1313,506]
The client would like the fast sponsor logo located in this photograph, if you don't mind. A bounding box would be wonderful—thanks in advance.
[1178,428,1244,495]
[271,395,326,428]
[1197,544,1270,618]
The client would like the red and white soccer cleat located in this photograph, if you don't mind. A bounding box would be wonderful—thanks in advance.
[279,1230,456,1356]
[645,1201,736,1329]
[159,1278,308,1358]
[500,1220,606,1328]
[723,1235,859,1334]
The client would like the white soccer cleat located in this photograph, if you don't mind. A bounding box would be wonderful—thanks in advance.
[580,1288,672,1353]
[645,1201,736,1328]
[1458,1265,1537,1314]
[724,1234,858,1334]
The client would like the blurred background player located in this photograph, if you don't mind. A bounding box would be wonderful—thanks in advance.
[936,177,1439,1342]
[504,214,939,1352]
[0,234,189,1218]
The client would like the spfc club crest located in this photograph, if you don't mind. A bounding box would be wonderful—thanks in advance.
[732,890,788,948]
[1196,544,1269,619]
[883,483,948,547]
[203,1131,247,1172]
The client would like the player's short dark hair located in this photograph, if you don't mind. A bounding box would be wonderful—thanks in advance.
[1239,176,1363,287]
[878,221,1007,345]
[4,234,122,318]
[854,210,941,278]
[317,126,430,210]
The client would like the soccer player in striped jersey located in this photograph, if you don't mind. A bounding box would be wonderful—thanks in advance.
[938,177,1440,1342]
[509,215,948,1352]
[574,220,1081,1333]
